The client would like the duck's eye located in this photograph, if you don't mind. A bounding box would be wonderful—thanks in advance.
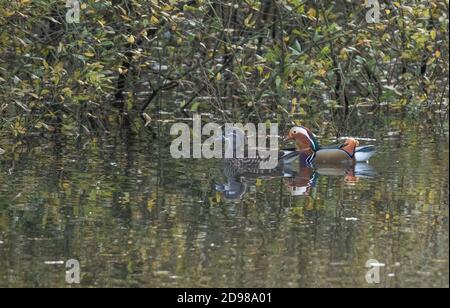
[292,130,299,134]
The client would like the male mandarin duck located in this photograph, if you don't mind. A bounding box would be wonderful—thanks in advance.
[285,126,376,167]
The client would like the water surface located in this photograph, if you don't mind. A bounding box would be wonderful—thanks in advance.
[0,116,448,288]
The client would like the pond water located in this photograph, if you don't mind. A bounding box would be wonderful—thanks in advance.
[0,115,448,288]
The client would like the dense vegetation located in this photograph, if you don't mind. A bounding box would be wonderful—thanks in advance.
[0,0,448,138]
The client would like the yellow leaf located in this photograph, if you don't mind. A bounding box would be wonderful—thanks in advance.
[216,72,222,81]
[150,15,160,25]
[127,35,135,44]
[339,48,348,60]
[244,14,254,27]
[430,29,437,40]
[162,5,174,11]
[307,8,317,20]
[5,10,15,17]
[147,199,156,210]
[215,192,221,203]
[84,52,95,57]
[257,66,264,76]
[290,97,297,114]
[54,61,64,72]
[435,50,441,58]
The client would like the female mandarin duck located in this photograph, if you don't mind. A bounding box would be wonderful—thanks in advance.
[215,129,299,201]
[220,129,299,175]
[285,126,376,167]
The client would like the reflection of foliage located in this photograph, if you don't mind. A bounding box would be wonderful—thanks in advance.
[0,0,448,137]
[0,117,448,287]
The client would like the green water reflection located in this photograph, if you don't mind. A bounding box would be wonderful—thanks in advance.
[0,117,448,287]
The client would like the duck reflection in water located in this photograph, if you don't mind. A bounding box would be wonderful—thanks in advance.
[215,161,377,200]
[284,162,377,196]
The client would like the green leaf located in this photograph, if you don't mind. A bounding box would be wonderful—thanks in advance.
[190,102,200,112]
[275,76,282,89]
[289,40,302,55]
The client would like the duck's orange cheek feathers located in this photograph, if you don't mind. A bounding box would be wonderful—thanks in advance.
[295,136,311,150]
[341,139,359,157]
